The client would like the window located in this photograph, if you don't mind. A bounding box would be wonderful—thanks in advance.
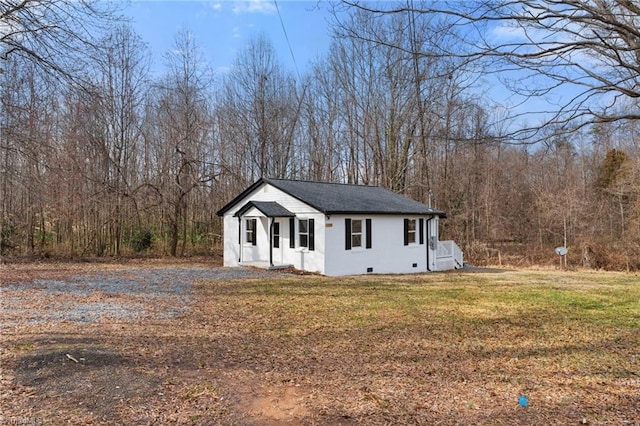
[298,219,308,248]
[351,219,362,248]
[345,218,372,250]
[273,222,280,248]
[407,219,416,244]
[404,218,424,246]
[296,218,315,250]
[289,218,295,248]
[404,219,416,245]
[246,218,257,245]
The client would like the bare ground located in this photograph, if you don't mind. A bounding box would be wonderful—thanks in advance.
[0,261,293,425]
[0,262,638,425]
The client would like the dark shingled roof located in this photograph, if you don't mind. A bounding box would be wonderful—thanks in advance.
[217,178,446,217]
[234,201,295,218]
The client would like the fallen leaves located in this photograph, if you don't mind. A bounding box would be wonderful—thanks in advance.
[0,264,638,425]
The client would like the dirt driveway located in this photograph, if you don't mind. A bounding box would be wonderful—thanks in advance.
[1,263,277,327]
[0,262,296,425]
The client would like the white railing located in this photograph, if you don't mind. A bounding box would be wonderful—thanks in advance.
[436,240,464,270]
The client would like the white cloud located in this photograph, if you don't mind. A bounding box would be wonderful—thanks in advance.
[490,17,606,69]
[232,0,276,15]
[232,26,241,39]
[490,23,527,42]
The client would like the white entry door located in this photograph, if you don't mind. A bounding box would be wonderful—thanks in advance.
[272,220,283,264]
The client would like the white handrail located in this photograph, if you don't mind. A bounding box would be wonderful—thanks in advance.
[436,240,464,270]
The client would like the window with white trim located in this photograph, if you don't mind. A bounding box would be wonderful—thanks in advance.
[246,218,257,245]
[351,219,362,248]
[405,219,417,245]
[298,219,309,248]
[345,218,371,250]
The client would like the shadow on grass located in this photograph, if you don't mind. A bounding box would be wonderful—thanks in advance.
[12,335,162,424]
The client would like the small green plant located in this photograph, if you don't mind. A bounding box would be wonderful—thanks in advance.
[131,229,153,252]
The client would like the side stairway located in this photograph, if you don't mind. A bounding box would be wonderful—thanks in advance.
[435,240,464,271]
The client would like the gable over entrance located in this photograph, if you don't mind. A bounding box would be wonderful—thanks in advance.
[234,201,295,218]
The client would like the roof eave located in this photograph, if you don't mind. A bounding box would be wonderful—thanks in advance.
[324,210,447,218]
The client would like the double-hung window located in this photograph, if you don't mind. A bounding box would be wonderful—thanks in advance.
[295,218,314,250]
[345,218,371,250]
[298,219,309,248]
[351,219,362,248]
[404,218,424,246]
[406,219,417,244]
[246,218,257,245]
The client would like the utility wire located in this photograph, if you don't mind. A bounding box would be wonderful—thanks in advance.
[274,0,301,79]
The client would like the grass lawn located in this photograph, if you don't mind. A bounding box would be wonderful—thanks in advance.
[1,266,639,425]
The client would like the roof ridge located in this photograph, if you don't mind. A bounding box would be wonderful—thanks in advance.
[264,177,381,189]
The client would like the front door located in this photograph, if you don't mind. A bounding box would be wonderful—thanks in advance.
[272,221,283,265]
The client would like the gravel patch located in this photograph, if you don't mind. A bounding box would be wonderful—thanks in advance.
[0,266,284,328]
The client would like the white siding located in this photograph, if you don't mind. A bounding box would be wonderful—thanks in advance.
[221,181,452,276]
[324,215,440,276]
[221,183,326,274]
[427,216,439,271]
[283,212,326,274]
[222,214,241,266]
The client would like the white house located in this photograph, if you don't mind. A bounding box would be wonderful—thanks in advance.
[216,178,463,276]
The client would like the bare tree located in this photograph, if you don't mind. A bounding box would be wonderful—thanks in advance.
[0,55,60,256]
[299,59,344,182]
[338,0,640,140]
[0,0,120,79]
[150,30,215,256]
[0,0,119,261]
[218,34,302,181]
[92,24,150,255]
[325,6,485,195]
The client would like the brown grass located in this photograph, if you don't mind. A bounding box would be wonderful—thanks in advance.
[1,264,638,425]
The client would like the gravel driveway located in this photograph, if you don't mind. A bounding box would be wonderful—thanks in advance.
[0,266,281,328]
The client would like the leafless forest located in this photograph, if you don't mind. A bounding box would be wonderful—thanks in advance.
[1,1,639,269]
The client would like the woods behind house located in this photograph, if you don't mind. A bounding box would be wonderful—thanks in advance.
[1,1,639,269]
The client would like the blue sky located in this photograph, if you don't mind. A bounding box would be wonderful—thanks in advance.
[123,0,580,134]
[124,0,334,77]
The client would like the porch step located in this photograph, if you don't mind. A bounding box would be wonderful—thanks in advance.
[267,264,293,270]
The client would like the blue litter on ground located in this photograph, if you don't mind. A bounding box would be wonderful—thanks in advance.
[519,395,528,407]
